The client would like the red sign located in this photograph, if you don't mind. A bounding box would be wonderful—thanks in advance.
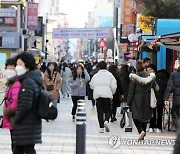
[5,17,15,25]
[27,2,38,30]
[99,40,106,48]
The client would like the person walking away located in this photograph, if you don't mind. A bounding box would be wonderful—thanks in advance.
[12,52,43,154]
[88,63,100,110]
[43,62,62,102]
[164,66,180,129]
[119,64,131,111]
[61,62,72,98]
[127,60,158,141]
[90,61,117,133]
[2,58,21,152]
[109,64,123,122]
[69,64,90,121]
[147,65,169,133]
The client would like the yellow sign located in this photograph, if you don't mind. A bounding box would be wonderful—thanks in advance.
[138,15,154,33]
[34,56,40,64]
[0,0,24,4]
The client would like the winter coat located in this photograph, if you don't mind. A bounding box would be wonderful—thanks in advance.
[12,70,43,146]
[2,81,21,130]
[119,71,130,102]
[164,67,180,106]
[69,71,90,96]
[88,68,100,100]
[112,75,123,107]
[127,71,157,122]
[43,71,62,101]
[155,70,169,106]
[61,67,72,94]
[90,69,117,100]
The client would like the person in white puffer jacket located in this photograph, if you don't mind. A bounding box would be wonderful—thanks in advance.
[90,61,117,133]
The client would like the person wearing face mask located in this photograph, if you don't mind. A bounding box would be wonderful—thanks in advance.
[69,64,90,121]
[2,58,21,153]
[12,52,43,154]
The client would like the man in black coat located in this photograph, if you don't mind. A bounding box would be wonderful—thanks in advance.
[13,52,42,154]
[164,66,180,128]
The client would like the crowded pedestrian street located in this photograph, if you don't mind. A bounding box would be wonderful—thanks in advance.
[0,97,175,154]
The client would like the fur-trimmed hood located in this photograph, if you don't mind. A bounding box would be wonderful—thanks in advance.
[129,72,156,86]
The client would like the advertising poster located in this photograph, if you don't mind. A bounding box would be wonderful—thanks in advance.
[0,53,6,114]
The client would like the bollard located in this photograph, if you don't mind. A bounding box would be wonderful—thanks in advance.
[76,100,86,154]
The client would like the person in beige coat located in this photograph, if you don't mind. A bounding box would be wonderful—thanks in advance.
[43,62,62,101]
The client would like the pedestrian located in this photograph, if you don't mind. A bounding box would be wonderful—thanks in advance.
[164,66,180,129]
[147,65,169,133]
[127,60,157,141]
[69,64,90,121]
[119,64,131,109]
[90,61,117,133]
[61,62,72,98]
[143,57,151,68]
[88,63,100,110]
[12,52,43,154]
[43,62,62,101]
[108,64,123,122]
[2,58,21,152]
[36,63,43,76]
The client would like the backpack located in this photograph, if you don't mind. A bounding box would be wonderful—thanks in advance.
[35,81,58,121]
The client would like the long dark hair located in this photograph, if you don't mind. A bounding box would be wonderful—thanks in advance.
[72,64,85,80]
[109,64,118,78]
[47,62,55,80]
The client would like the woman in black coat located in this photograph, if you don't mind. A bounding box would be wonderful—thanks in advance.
[12,52,42,154]
[109,64,123,122]
[127,60,157,141]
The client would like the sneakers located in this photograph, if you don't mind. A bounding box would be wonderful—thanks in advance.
[99,128,104,133]
[104,121,110,132]
[110,118,117,122]
[156,128,161,133]
[138,131,145,141]
[149,128,154,133]
[91,106,95,110]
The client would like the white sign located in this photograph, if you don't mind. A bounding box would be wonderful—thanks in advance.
[115,0,121,8]
[53,28,111,39]
[0,8,16,17]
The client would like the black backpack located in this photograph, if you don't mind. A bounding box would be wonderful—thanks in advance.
[35,81,58,121]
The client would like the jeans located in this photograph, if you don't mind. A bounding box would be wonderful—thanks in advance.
[71,96,85,116]
[96,98,111,128]
[13,144,36,154]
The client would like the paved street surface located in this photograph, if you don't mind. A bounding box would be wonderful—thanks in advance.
[0,97,176,154]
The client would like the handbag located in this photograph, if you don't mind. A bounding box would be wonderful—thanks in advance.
[150,88,157,108]
[0,97,5,128]
[46,72,57,91]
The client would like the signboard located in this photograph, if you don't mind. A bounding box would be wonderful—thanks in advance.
[53,28,111,39]
[99,40,107,48]
[0,53,6,92]
[115,0,121,8]
[0,0,24,4]
[0,32,20,49]
[0,8,16,17]
[27,2,38,30]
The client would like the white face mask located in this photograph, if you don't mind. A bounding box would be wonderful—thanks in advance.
[15,65,27,76]
[5,69,17,79]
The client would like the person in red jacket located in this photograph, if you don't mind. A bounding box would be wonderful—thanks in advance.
[2,57,21,152]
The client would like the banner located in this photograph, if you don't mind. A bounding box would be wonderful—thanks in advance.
[27,2,38,30]
[53,28,111,39]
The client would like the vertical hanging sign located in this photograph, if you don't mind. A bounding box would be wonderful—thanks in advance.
[27,2,38,30]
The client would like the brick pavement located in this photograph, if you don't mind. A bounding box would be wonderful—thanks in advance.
[0,97,176,154]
